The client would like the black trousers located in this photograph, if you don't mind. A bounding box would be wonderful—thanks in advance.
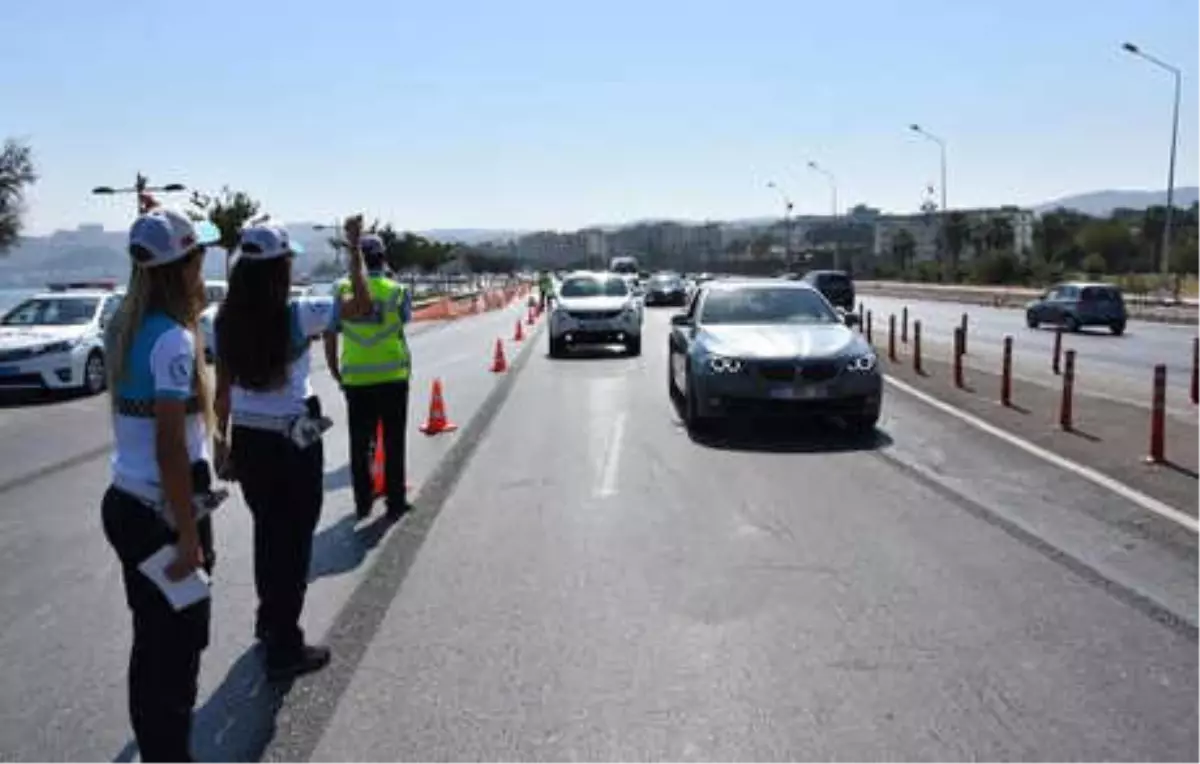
[344,380,409,512]
[231,426,323,660]
[102,486,213,763]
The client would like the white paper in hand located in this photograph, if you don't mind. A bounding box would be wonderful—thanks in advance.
[137,545,211,611]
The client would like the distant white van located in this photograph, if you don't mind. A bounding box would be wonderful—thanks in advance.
[609,256,639,275]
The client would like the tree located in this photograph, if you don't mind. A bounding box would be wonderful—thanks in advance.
[1081,252,1108,277]
[0,139,37,255]
[943,211,970,280]
[891,228,916,273]
[189,186,262,277]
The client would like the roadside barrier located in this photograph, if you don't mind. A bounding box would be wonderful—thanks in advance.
[953,327,965,389]
[1059,350,1076,430]
[888,314,897,362]
[1052,327,1063,375]
[526,305,535,326]
[514,319,524,342]
[901,306,909,344]
[959,313,969,355]
[1001,336,1013,407]
[1191,337,1198,405]
[866,310,873,344]
[913,320,923,375]
[1147,364,1167,463]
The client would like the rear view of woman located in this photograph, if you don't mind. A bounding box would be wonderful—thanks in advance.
[213,216,371,681]
[102,208,219,762]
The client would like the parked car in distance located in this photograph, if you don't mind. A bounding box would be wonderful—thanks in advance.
[795,270,855,311]
[1025,282,1128,335]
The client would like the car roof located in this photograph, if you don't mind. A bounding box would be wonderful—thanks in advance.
[564,270,623,279]
[703,278,821,292]
[805,269,849,276]
[1057,281,1120,290]
[29,290,113,300]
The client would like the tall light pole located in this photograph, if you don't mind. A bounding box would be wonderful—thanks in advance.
[909,124,949,273]
[807,161,840,269]
[1122,41,1182,277]
[92,173,186,215]
[766,181,794,266]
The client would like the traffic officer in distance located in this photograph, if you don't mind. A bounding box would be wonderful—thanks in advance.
[322,233,413,519]
[212,217,373,681]
[101,208,220,762]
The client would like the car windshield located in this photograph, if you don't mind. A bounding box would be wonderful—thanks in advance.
[2,297,100,327]
[700,287,838,325]
[560,276,628,298]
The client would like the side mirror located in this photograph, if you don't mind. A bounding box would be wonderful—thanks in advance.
[842,311,860,328]
[670,313,692,327]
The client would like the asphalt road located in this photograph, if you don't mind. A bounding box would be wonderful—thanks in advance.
[858,295,1198,413]
[271,308,1195,761]
[0,299,537,762]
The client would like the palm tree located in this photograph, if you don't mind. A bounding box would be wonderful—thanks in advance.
[891,229,917,273]
[943,211,970,279]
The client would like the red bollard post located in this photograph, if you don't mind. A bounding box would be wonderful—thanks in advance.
[1052,327,1063,375]
[1191,337,1198,406]
[1059,350,1076,430]
[960,313,969,355]
[1146,364,1167,464]
[888,314,897,362]
[913,320,923,375]
[901,306,909,344]
[1001,335,1013,407]
[953,327,965,388]
[866,310,873,344]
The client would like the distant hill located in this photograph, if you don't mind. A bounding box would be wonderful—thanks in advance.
[1034,187,1199,217]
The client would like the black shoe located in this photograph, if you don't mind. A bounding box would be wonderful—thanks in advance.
[385,501,412,519]
[266,644,331,682]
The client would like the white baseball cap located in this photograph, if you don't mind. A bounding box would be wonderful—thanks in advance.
[238,225,305,260]
[128,209,220,268]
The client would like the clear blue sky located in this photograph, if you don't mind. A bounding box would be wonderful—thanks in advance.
[5,0,1197,234]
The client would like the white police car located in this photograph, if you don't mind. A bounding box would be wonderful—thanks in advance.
[0,282,123,395]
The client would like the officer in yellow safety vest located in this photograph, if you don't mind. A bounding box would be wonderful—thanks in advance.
[322,234,413,518]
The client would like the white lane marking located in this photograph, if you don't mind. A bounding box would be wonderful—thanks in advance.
[596,413,627,498]
[884,374,1199,534]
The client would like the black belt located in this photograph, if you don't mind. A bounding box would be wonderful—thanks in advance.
[116,396,202,418]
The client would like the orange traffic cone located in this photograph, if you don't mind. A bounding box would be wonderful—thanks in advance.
[370,421,386,498]
[514,318,524,342]
[490,338,508,373]
[526,305,535,326]
[369,422,413,498]
[419,378,459,434]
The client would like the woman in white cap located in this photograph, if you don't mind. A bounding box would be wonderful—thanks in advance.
[212,216,371,681]
[101,207,221,762]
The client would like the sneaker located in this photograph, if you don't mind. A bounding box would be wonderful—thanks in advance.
[266,644,331,682]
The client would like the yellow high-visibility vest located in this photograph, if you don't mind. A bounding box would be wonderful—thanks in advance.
[336,275,410,386]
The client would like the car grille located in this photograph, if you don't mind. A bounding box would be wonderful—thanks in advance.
[568,310,622,320]
[754,360,841,383]
[0,348,36,362]
[798,361,840,382]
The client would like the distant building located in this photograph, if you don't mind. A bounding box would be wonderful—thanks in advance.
[872,206,1035,263]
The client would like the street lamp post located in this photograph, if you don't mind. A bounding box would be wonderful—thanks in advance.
[92,173,186,215]
[1122,41,1182,277]
[767,181,794,267]
[909,124,949,275]
[807,161,840,270]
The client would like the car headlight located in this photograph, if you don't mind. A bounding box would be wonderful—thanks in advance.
[40,340,78,355]
[708,356,744,374]
[846,352,877,372]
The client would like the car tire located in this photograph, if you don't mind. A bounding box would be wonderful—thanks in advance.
[83,351,106,396]
[1026,312,1038,329]
[844,405,880,436]
[626,336,642,357]
[1064,314,1081,333]
[668,351,684,404]
[1110,321,1126,336]
[683,366,711,433]
[548,336,566,358]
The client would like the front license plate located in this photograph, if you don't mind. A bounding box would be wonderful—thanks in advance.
[770,384,825,400]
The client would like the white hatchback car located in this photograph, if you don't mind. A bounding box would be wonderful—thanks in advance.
[549,271,643,357]
[0,283,124,395]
